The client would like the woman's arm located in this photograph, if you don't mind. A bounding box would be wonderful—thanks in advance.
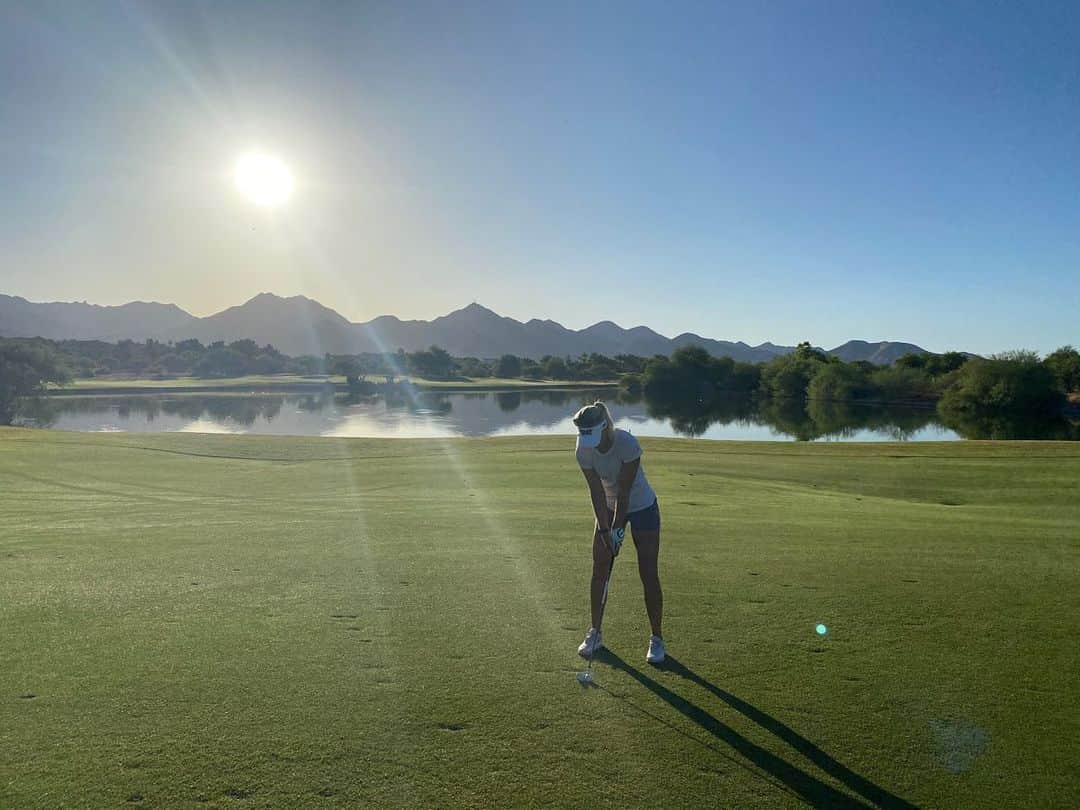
[611,457,640,533]
[581,468,611,533]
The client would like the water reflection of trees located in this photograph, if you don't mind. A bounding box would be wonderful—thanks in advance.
[35,390,1080,442]
[648,391,1080,441]
[496,392,522,412]
[648,394,942,440]
[39,394,288,427]
[937,409,1080,440]
[646,394,758,437]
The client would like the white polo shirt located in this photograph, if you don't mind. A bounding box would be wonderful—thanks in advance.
[576,428,657,513]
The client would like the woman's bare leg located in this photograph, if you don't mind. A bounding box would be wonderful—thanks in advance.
[590,527,614,629]
[633,529,663,637]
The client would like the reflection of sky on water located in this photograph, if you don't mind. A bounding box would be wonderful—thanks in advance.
[38,391,964,442]
[498,413,958,442]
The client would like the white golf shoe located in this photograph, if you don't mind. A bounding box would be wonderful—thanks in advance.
[646,635,666,664]
[577,627,603,658]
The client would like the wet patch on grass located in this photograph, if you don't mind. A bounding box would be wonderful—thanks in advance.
[930,719,988,774]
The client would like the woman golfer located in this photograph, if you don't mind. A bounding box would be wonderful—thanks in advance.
[573,401,665,664]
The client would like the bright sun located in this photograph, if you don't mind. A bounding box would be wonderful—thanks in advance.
[233,152,294,207]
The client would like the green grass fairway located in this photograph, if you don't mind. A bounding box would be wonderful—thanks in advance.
[2,429,1078,808]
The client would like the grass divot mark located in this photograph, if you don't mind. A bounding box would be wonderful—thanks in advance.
[330,613,358,619]
[437,722,466,732]
[18,693,36,700]
[224,787,252,799]
[127,793,144,803]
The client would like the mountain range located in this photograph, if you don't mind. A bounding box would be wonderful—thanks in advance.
[0,292,929,364]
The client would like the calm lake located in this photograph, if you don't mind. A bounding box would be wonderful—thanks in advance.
[27,389,975,442]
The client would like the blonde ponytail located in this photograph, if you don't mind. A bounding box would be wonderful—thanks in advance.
[593,400,615,436]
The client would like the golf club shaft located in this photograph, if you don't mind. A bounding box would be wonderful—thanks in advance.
[589,553,616,668]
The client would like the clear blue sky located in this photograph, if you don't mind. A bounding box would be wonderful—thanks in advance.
[2,1,1077,354]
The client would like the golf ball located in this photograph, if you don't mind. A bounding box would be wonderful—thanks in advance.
[816,624,828,636]
[576,671,593,684]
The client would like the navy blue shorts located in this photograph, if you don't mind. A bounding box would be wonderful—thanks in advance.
[604,499,661,534]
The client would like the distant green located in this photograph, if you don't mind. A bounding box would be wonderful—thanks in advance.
[1,429,1078,808]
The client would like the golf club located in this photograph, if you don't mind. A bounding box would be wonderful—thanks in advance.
[577,529,621,685]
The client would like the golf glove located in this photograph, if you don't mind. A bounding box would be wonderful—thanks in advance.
[609,526,625,556]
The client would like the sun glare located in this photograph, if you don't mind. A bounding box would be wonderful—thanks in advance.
[233,152,294,207]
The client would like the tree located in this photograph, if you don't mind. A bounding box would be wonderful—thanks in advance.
[794,341,829,363]
[407,345,455,379]
[1045,346,1080,392]
[251,351,286,374]
[330,356,366,388]
[541,355,568,380]
[869,366,931,401]
[0,340,71,424]
[896,353,927,370]
[614,354,647,374]
[620,373,643,395]
[807,363,876,401]
[939,351,1065,420]
[174,339,204,354]
[496,354,522,378]
[368,353,403,383]
[520,358,543,379]
[456,357,491,378]
[759,344,827,399]
[157,353,191,375]
[642,346,760,402]
[194,347,248,378]
[925,351,969,376]
[229,339,260,357]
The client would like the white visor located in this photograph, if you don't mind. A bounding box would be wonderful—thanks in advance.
[575,419,607,449]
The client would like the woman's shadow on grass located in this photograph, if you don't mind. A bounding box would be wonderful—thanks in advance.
[598,651,918,809]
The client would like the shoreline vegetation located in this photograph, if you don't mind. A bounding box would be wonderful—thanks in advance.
[633,343,1080,425]
[2,336,1078,433]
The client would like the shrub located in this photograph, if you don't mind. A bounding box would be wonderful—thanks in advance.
[939,351,1065,420]
[807,363,876,401]
[870,366,933,401]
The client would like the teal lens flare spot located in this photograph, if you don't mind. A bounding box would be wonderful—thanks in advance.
[816,624,828,635]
